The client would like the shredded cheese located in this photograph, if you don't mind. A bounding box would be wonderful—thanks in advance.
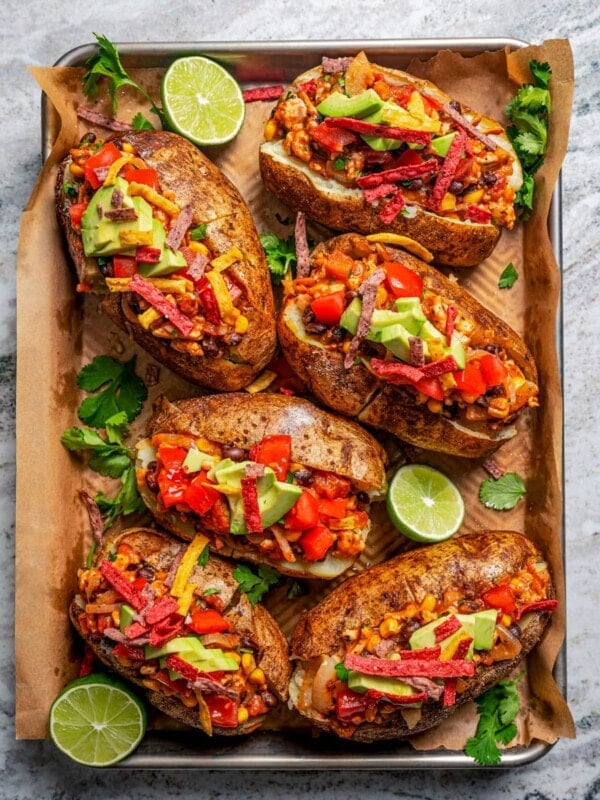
[103,155,134,186]
[210,246,243,272]
[169,534,210,598]
[127,181,180,217]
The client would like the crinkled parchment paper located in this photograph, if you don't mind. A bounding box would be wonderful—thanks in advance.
[16,39,575,756]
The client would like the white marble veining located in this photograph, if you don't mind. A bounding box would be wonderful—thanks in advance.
[2,0,598,797]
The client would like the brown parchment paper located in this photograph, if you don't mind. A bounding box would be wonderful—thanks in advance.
[16,39,575,754]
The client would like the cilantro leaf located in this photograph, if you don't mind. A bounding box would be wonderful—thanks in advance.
[334,662,350,682]
[76,355,147,428]
[60,420,131,478]
[259,232,297,285]
[515,174,535,216]
[287,580,307,599]
[233,563,281,604]
[464,677,521,765]
[530,60,552,89]
[479,472,526,510]
[197,545,210,567]
[498,262,519,289]
[95,464,146,528]
[132,112,155,131]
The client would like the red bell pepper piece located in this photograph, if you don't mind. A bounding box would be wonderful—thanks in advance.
[311,470,351,500]
[188,607,231,635]
[249,434,292,482]
[479,353,508,387]
[482,584,516,614]
[83,141,122,189]
[197,277,221,325]
[383,261,423,298]
[513,599,558,621]
[390,84,416,108]
[78,647,96,677]
[183,471,220,516]
[298,523,335,561]
[112,642,146,661]
[157,446,188,470]
[99,559,146,611]
[241,476,263,533]
[284,489,320,531]
[203,694,239,728]
[454,359,487,398]
[344,652,475,679]
[312,119,359,153]
[158,468,189,508]
[317,497,349,520]
[68,201,88,227]
[122,167,159,190]
[434,615,462,642]
[310,291,346,326]
[335,687,367,721]
[112,255,138,278]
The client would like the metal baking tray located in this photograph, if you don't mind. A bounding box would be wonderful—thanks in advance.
[41,38,565,769]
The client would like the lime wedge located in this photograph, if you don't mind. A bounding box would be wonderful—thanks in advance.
[49,673,146,767]
[386,464,464,543]
[161,56,245,146]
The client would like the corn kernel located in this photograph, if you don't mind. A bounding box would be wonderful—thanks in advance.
[463,188,484,204]
[121,142,135,154]
[69,163,85,178]
[189,241,210,255]
[264,118,280,141]
[241,653,256,674]
[249,667,265,686]
[440,193,456,211]
[235,314,249,334]
[226,651,241,665]
[379,618,400,638]
[421,593,437,612]
[501,613,512,628]
[237,707,250,724]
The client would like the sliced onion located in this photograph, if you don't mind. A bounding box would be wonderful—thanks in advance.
[311,655,339,714]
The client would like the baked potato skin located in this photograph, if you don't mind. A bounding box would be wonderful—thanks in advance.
[56,130,276,391]
[290,531,554,742]
[278,233,538,459]
[260,140,500,268]
[69,527,291,736]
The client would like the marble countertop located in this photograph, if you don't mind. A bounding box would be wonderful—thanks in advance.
[3,0,598,797]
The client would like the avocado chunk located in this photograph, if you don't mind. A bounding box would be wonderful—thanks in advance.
[81,178,153,257]
[181,447,219,475]
[317,89,384,119]
[119,603,136,633]
[472,608,497,651]
[214,461,277,493]
[347,670,422,700]
[431,132,457,157]
[144,635,209,661]
[379,322,418,362]
[228,479,302,534]
[339,296,362,335]
[408,610,499,656]
[145,636,239,671]
[359,105,404,152]
[137,219,187,277]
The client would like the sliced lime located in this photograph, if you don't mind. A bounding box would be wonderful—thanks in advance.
[49,673,146,767]
[386,464,464,543]
[161,56,245,146]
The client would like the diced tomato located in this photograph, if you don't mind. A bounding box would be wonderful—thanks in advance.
[311,470,351,500]
[132,576,147,593]
[202,495,231,534]
[204,695,239,728]
[317,497,350,519]
[68,202,88,226]
[323,250,359,282]
[454,360,487,398]
[311,120,358,153]
[414,375,444,401]
[310,291,346,326]
[157,446,188,470]
[112,256,138,278]
[298,523,335,561]
[249,435,292,482]
[479,353,508,387]
[482,584,516,614]
[422,93,443,113]
[284,489,320,531]
[112,642,145,661]
[390,84,415,108]
[188,607,231,635]
[183,471,220,515]
[335,687,367,721]
[383,261,423,298]
[122,167,159,190]
[83,141,122,189]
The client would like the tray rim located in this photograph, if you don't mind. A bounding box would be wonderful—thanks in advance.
[36,36,565,770]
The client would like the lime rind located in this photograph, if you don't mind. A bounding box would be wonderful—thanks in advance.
[49,674,147,767]
[386,464,464,542]
[161,56,245,146]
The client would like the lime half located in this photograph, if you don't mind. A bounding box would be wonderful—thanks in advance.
[386,464,465,543]
[161,56,245,146]
[49,673,147,767]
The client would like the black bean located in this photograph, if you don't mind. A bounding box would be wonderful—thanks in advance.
[201,337,222,358]
[221,445,248,462]
[327,326,344,343]
[261,691,278,708]
[225,333,242,346]
[303,307,316,325]
[508,624,523,639]
[483,172,498,187]
[356,491,370,507]
[145,463,159,493]
[293,469,313,486]
[449,180,464,195]
[305,321,327,335]
[408,178,423,190]
[138,564,156,581]
[449,100,461,112]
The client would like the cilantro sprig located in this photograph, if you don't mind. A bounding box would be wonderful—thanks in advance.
[233,564,281,605]
[259,233,297,285]
[498,262,519,290]
[76,355,147,428]
[479,472,527,511]
[62,356,148,529]
[506,59,552,220]
[83,33,167,127]
[464,676,522,765]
